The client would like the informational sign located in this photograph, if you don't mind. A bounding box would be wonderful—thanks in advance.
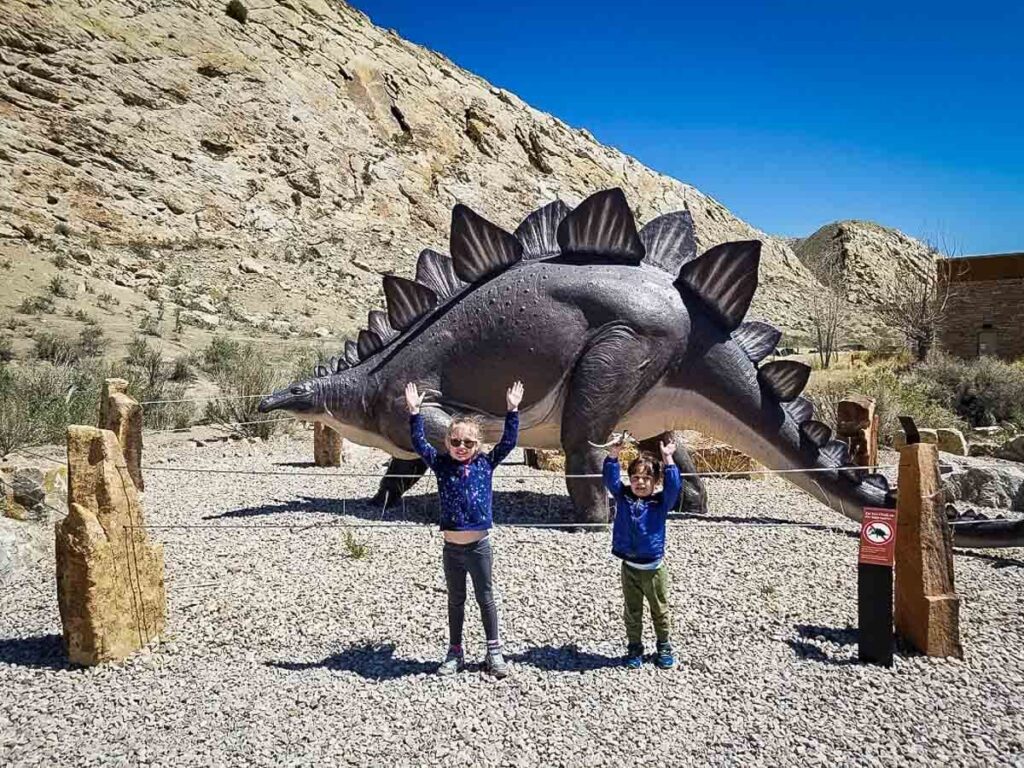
[859,507,897,566]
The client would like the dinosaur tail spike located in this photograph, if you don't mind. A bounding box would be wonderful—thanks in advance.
[732,321,782,364]
[758,360,811,402]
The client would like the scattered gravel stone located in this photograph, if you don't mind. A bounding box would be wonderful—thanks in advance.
[2,436,1022,766]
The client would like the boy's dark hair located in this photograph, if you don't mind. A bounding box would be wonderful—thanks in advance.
[626,451,663,483]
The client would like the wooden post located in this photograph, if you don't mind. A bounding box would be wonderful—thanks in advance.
[56,426,166,665]
[858,507,898,666]
[837,395,877,468]
[313,423,344,467]
[894,442,963,658]
[99,378,143,492]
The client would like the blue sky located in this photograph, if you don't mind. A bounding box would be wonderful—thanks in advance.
[350,1,1022,255]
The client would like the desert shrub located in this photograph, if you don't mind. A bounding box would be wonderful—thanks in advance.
[33,332,79,365]
[910,353,1024,428]
[170,354,197,383]
[0,361,102,456]
[0,334,14,363]
[17,294,55,315]
[48,275,72,298]
[202,336,243,377]
[118,336,194,430]
[807,365,964,445]
[203,342,285,439]
[77,325,107,358]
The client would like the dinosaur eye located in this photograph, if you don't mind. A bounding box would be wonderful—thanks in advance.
[291,386,305,395]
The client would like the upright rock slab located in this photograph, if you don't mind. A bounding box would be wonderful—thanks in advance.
[895,443,963,658]
[313,423,344,467]
[99,378,143,492]
[837,395,878,468]
[56,426,165,665]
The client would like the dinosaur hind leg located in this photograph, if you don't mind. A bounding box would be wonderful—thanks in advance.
[560,327,669,524]
[636,433,708,514]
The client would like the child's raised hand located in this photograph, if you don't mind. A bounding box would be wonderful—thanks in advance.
[659,439,677,463]
[608,440,622,460]
[506,380,524,412]
[404,382,425,415]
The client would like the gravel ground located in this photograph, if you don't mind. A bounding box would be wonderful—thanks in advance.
[2,435,1023,767]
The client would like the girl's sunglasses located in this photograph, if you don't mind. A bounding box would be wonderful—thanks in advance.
[449,438,478,449]
[629,474,654,482]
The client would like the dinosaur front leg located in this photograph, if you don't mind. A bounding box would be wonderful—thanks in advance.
[373,457,428,506]
[636,432,708,514]
[560,328,666,523]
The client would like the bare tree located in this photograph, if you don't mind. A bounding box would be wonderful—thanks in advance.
[875,235,964,362]
[808,261,847,369]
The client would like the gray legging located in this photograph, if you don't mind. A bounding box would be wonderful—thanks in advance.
[442,537,499,646]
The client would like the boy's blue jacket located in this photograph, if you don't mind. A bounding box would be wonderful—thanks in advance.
[409,411,519,531]
[603,457,682,564]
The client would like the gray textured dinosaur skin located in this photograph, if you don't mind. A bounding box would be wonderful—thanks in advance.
[259,189,1022,549]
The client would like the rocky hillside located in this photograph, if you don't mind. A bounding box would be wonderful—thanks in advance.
[792,220,938,315]
[0,0,835,353]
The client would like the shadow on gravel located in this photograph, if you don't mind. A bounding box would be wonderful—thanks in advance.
[671,513,856,538]
[206,491,582,528]
[0,634,69,669]
[266,643,436,680]
[786,624,860,666]
[507,644,621,672]
[956,549,1024,569]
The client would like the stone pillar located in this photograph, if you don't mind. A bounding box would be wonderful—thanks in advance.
[837,395,878,468]
[894,442,963,658]
[56,426,166,665]
[99,378,143,492]
[313,423,344,467]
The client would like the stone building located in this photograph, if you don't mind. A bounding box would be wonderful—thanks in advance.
[937,252,1024,360]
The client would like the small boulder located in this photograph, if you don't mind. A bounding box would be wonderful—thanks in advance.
[313,327,330,338]
[936,428,968,456]
[179,310,220,330]
[238,258,265,275]
[969,442,1000,458]
[942,455,1024,511]
[996,436,1024,464]
[893,429,939,451]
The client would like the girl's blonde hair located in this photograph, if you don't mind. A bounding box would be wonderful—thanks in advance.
[446,414,483,443]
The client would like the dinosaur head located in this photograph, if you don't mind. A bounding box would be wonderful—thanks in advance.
[258,377,321,418]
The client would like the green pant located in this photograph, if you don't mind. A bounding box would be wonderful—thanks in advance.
[621,562,671,646]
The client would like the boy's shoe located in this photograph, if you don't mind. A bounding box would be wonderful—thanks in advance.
[655,641,675,669]
[625,643,644,669]
[438,648,464,676]
[484,651,509,679]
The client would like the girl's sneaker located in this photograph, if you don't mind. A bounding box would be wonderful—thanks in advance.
[625,643,644,669]
[655,641,675,669]
[438,647,464,676]
[484,651,509,679]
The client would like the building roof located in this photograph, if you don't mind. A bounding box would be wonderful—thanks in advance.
[939,252,1024,282]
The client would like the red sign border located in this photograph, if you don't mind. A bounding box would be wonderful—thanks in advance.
[859,507,898,566]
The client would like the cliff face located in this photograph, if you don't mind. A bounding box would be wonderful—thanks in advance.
[792,220,938,311]
[2,0,826,341]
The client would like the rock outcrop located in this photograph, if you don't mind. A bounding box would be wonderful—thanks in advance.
[792,220,938,341]
[56,426,165,665]
[1,0,825,340]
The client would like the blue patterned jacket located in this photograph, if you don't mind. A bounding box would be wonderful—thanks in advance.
[409,412,519,531]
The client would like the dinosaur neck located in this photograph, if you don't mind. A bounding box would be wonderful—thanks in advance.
[320,368,376,434]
